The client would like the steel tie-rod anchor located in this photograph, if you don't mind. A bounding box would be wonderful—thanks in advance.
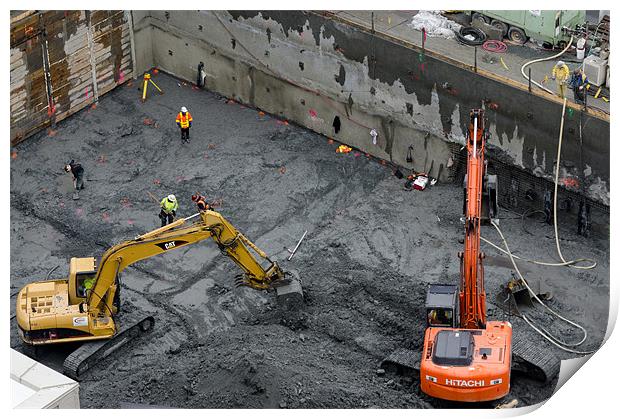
[287,230,308,261]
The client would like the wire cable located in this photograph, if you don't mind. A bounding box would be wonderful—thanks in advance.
[482,98,597,355]
[480,236,595,268]
[552,98,597,270]
[521,36,574,95]
[490,220,593,355]
[482,40,507,53]
[480,99,596,270]
[455,26,487,46]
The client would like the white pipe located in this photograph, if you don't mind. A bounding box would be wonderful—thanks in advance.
[521,36,574,95]
[490,220,592,354]
[287,230,308,261]
[473,115,478,156]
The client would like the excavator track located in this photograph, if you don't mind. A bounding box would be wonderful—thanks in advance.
[382,338,560,384]
[380,348,421,376]
[511,335,560,382]
[63,311,155,380]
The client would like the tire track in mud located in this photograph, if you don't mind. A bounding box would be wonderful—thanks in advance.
[10,191,198,344]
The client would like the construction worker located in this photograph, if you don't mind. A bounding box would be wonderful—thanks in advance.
[64,159,85,199]
[544,190,553,225]
[176,106,193,143]
[577,199,591,237]
[191,193,211,212]
[78,275,95,297]
[159,194,178,227]
[551,60,570,99]
[427,309,449,326]
[569,68,589,104]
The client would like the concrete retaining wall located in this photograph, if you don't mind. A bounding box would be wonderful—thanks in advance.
[131,10,609,206]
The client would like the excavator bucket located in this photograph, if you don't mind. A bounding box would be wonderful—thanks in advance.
[275,270,304,309]
[496,277,553,315]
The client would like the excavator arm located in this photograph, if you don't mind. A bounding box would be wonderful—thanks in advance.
[15,208,297,378]
[87,210,287,316]
[459,109,487,329]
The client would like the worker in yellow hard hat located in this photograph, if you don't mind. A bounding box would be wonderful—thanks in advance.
[551,60,570,99]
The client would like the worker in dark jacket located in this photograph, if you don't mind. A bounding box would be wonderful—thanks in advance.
[569,68,589,104]
[64,160,85,195]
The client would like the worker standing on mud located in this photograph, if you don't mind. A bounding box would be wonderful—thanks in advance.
[191,193,211,211]
[159,194,178,227]
[64,159,85,199]
[176,106,193,143]
[551,61,570,99]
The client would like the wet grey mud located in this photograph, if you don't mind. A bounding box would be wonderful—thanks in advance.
[10,73,609,408]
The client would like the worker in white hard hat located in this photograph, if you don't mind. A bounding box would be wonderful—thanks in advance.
[175,106,193,143]
[551,60,570,99]
[159,194,179,227]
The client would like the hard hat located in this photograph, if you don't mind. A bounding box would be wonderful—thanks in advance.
[181,106,187,113]
[191,194,198,202]
[168,194,176,202]
[556,60,565,67]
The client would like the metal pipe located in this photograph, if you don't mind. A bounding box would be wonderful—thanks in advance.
[86,11,100,103]
[473,115,478,156]
[287,230,308,261]
[474,47,477,73]
[183,213,201,222]
[126,11,138,80]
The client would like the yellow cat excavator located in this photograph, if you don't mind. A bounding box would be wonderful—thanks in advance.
[15,209,302,379]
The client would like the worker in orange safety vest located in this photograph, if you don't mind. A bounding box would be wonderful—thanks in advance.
[191,193,211,212]
[176,106,193,143]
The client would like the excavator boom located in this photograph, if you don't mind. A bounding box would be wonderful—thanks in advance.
[15,209,300,379]
[460,110,487,329]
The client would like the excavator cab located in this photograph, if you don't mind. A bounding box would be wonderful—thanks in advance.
[68,257,97,304]
[425,285,458,328]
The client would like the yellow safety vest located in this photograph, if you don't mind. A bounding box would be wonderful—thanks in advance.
[552,64,570,83]
[176,112,193,128]
[160,197,178,214]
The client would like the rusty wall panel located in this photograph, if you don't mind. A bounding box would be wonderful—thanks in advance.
[46,10,95,121]
[91,11,133,97]
[10,12,49,144]
[10,10,134,145]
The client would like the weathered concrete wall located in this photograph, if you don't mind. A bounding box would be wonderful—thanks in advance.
[10,10,135,144]
[133,10,609,205]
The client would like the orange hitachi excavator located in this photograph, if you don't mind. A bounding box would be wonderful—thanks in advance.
[419,109,512,402]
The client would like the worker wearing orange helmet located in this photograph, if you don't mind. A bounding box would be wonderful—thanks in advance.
[191,193,211,212]
[176,106,193,143]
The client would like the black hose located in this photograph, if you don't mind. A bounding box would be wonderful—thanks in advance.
[46,265,60,280]
[455,26,487,46]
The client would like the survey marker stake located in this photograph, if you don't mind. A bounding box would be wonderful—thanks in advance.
[287,230,308,261]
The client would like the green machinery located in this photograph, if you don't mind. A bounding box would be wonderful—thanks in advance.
[468,10,586,46]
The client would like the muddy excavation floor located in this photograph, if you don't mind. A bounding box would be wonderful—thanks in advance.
[10,73,609,408]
